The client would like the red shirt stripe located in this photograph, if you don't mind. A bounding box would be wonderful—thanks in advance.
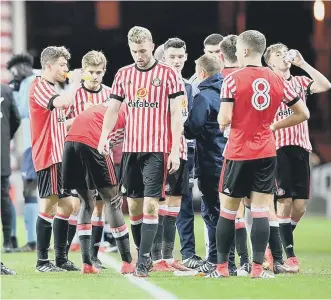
[109,61,185,153]
[274,75,312,151]
[29,77,66,171]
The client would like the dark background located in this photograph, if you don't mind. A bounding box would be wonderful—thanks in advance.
[26,1,314,81]
[25,1,331,158]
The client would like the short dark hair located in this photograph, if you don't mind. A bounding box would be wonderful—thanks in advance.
[164,37,186,51]
[220,35,238,64]
[7,53,34,70]
[204,34,223,46]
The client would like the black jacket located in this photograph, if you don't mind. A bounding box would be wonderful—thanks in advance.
[1,84,21,176]
[184,73,227,178]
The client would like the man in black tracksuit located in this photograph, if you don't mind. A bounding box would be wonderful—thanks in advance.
[1,84,20,275]
[184,54,236,275]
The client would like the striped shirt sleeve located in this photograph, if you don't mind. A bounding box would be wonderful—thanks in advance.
[220,75,236,102]
[283,80,300,107]
[33,81,59,110]
[109,70,125,102]
[168,68,185,99]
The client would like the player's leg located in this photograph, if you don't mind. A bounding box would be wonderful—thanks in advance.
[207,159,247,278]
[235,199,250,275]
[268,196,298,274]
[135,153,166,277]
[1,176,13,252]
[20,147,38,252]
[35,165,65,272]
[66,195,80,255]
[291,199,306,231]
[176,147,202,269]
[90,198,105,268]
[151,198,167,269]
[276,147,297,263]
[76,188,99,273]
[99,186,134,274]
[249,157,279,279]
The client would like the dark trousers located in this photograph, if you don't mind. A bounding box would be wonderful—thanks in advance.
[199,173,236,268]
[176,147,196,260]
[1,176,13,246]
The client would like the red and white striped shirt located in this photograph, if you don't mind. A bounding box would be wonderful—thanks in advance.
[66,84,111,119]
[110,61,185,153]
[274,76,313,151]
[29,77,65,171]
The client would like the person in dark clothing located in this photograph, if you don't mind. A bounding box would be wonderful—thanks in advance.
[184,54,236,275]
[1,83,21,274]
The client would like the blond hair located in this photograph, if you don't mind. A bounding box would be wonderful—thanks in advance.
[195,54,222,76]
[127,26,153,44]
[82,50,107,70]
[238,30,266,55]
[40,46,70,69]
[264,43,288,65]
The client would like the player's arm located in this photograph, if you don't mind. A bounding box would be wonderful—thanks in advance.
[52,70,81,109]
[98,70,125,154]
[218,75,235,131]
[291,50,331,94]
[218,102,233,132]
[65,117,75,131]
[271,83,310,131]
[184,93,209,139]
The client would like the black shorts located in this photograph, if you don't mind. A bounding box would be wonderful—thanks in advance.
[162,158,189,198]
[276,146,310,200]
[36,163,71,199]
[219,157,277,198]
[120,152,167,198]
[62,141,117,190]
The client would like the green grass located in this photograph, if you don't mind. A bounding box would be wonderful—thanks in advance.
[1,216,331,299]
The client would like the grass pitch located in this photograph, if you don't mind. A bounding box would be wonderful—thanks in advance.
[1,216,330,299]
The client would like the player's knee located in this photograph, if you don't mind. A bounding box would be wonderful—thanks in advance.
[143,198,159,216]
[93,201,104,216]
[292,202,306,217]
[57,197,74,216]
[127,198,143,216]
[277,198,292,216]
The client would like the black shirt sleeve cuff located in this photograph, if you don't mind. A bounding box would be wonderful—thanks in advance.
[286,96,300,107]
[306,81,314,96]
[169,91,185,99]
[47,95,60,111]
[109,94,125,102]
[221,98,234,103]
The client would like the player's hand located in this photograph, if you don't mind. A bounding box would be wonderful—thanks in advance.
[167,151,180,174]
[219,124,226,132]
[270,124,276,132]
[97,136,109,155]
[291,50,306,68]
[70,69,83,84]
[110,194,123,210]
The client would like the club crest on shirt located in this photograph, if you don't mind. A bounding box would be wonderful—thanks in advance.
[136,87,148,99]
[152,78,162,87]
[295,85,301,94]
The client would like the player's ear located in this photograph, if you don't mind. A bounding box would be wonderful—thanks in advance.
[244,48,249,57]
[220,53,225,62]
[151,43,155,52]
[184,53,188,62]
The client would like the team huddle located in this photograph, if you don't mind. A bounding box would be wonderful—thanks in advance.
[3,25,330,278]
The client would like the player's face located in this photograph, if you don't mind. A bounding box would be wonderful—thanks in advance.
[129,41,155,68]
[10,65,25,82]
[164,47,187,73]
[49,57,69,83]
[268,47,291,72]
[235,40,246,67]
[83,65,105,90]
[204,44,222,60]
